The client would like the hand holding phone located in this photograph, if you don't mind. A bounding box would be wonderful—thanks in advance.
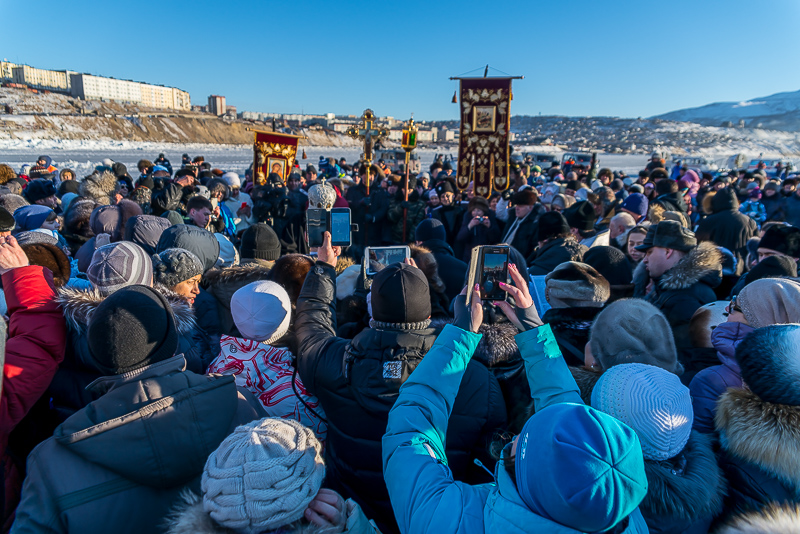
[466,245,510,305]
[493,263,542,332]
[364,246,410,277]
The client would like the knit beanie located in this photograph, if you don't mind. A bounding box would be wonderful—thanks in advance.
[620,193,649,218]
[737,278,800,328]
[87,242,153,295]
[415,218,446,242]
[544,262,610,308]
[22,179,57,203]
[590,299,680,373]
[202,417,324,534]
[231,281,291,344]
[535,211,570,242]
[222,172,241,188]
[735,325,800,405]
[370,263,431,324]
[744,255,798,287]
[87,285,178,375]
[152,248,204,288]
[240,224,281,261]
[515,403,647,532]
[591,363,692,461]
[582,246,633,286]
[13,204,53,231]
[758,224,800,258]
[563,201,596,231]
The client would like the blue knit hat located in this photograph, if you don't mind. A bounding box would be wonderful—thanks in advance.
[620,193,649,218]
[13,204,53,231]
[515,403,647,532]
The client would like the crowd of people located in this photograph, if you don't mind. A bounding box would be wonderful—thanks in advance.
[1,149,800,533]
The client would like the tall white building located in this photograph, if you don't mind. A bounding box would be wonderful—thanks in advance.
[69,73,191,111]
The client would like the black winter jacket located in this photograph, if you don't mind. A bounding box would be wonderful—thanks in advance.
[645,243,722,352]
[696,188,758,275]
[528,237,587,276]
[652,191,689,216]
[295,262,506,533]
[501,208,543,262]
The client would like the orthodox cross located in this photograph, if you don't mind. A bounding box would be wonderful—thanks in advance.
[346,109,387,168]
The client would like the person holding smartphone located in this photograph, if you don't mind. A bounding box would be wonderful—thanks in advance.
[455,197,502,262]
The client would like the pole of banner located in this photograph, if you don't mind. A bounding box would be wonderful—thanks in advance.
[401,116,418,241]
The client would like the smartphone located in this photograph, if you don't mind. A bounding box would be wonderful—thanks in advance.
[466,245,509,305]
[365,246,410,277]
[329,208,352,247]
[307,208,352,248]
[307,208,326,248]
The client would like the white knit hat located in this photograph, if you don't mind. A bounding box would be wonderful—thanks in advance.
[591,363,693,461]
[231,281,291,344]
[202,418,324,534]
[222,172,241,188]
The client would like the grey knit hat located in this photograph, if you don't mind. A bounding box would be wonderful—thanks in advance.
[87,242,153,295]
[152,248,204,288]
[545,262,610,308]
[590,298,680,374]
[201,417,324,533]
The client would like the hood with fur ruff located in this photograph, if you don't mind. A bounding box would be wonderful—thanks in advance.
[716,388,800,495]
[56,284,197,336]
[657,242,723,291]
[79,170,121,206]
[719,504,800,534]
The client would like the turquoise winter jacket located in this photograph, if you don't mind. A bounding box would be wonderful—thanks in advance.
[382,324,649,534]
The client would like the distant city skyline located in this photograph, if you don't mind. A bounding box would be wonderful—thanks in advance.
[2,0,799,121]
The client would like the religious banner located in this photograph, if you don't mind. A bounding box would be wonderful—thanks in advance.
[455,77,513,198]
[252,130,303,186]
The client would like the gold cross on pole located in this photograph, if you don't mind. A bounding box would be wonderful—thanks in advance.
[346,109,387,171]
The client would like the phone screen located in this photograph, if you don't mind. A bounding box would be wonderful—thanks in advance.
[307,209,326,248]
[480,251,509,301]
[367,247,408,275]
[330,210,351,245]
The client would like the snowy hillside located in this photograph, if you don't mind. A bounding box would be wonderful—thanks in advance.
[653,89,800,131]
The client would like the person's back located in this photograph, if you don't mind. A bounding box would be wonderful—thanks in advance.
[416,219,467,303]
[295,242,505,532]
[696,187,757,275]
[12,286,263,534]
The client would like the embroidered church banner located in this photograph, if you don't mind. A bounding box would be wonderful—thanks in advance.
[252,130,302,186]
[456,77,512,198]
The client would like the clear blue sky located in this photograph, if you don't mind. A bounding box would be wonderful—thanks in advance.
[2,0,799,120]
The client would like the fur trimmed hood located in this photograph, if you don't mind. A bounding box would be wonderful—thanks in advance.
[716,388,800,495]
[202,262,272,289]
[640,431,726,520]
[56,284,197,335]
[658,242,723,291]
[79,171,121,206]
[165,492,232,534]
[719,504,800,534]
[430,317,520,367]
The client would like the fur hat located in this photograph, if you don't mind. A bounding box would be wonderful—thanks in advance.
[231,281,292,343]
[582,246,633,287]
[736,324,800,405]
[79,171,121,205]
[592,363,693,461]
[0,193,29,214]
[737,278,800,328]
[590,299,680,373]
[758,225,800,258]
[545,262,610,308]
[511,188,539,206]
[21,243,71,287]
[222,172,241,188]
[152,248,204,288]
[536,211,570,242]
[22,179,57,204]
[200,417,324,533]
[467,196,490,214]
[266,254,314,304]
[435,178,457,196]
[0,164,17,185]
[743,255,798,287]
[63,199,97,240]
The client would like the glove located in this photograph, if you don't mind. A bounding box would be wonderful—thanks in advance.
[501,188,513,201]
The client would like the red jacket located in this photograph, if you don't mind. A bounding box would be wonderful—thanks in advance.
[0,266,66,451]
